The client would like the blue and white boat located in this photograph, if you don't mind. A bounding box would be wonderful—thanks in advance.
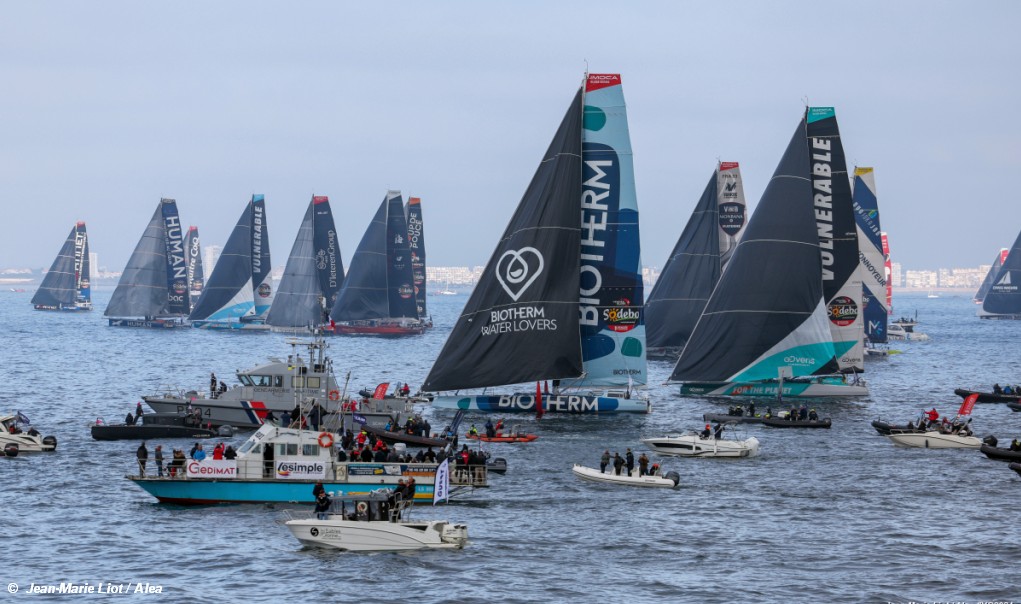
[669,108,868,398]
[105,199,190,328]
[426,73,650,414]
[32,221,92,312]
[128,423,486,505]
[189,195,274,330]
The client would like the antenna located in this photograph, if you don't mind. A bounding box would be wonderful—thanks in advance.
[801,95,810,108]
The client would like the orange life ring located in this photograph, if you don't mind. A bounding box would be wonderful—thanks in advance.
[317,432,334,448]
[328,390,340,401]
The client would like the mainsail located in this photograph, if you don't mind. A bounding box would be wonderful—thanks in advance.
[331,191,418,322]
[189,195,271,324]
[33,221,91,311]
[975,248,1009,303]
[572,73,647,388]
[852,167,888,343]
[645,162,747,356]
[423,87,584,392]
[105,199,188,319]
[267,195,343,328]
[670,114,839,384]
[406,197,428,319]
[184,226,204,311]
[806,107,863,372]
[979,229,1021,318]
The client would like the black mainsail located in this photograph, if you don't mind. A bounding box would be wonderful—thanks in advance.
[184,226,204,312]
[406,197,428,319]
[979,229,1021,319]
[32,221,91,311]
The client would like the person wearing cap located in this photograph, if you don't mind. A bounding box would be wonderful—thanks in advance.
[136,442,148,476]
[700,424,712,439]
[625,449,635,476]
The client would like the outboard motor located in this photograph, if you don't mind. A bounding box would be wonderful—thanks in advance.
[665,471,681,487]
[4,443,18,457]
[217,425,235,437]
[42,435,57,450]
[983,435,998,448]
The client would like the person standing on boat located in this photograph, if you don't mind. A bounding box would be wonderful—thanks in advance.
[135,402,144,424]
[713,423,724,440]
[600,450,610,473]
[638,452,649,477]
[485,419,495,438]
[925,408,939,429]
[625,449,635,476]
[154,445,164,478]
[612,452,624,476]
[210,373,217,398]
[192,444,206,461]
[262,442,274,478]
[224,445,237,460]
[136,442,148,476]
[314,490,331,520]
[700,424,712,439]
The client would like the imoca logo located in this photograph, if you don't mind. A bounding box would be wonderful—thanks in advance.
[495,247,544,301]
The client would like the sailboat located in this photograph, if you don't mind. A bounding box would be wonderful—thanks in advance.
[105,199,190,328]
[184,226,204,312]
[645,162,747,359]
[328,190,424,336]
[978,228,1021,319]
[189,195,274,330]
[266,195,344,331]
[32,221,91,311]
[405,196,431,326]
[852,167,890,355]
[975,248,1009,304]
[669,107,868,398]
[424,73,650,414]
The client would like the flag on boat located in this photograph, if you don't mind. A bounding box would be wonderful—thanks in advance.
[433,458,450,505]
[372,383,390,399]
[957,393,978,417]
[16,411,30,425]
[535,382,544,420]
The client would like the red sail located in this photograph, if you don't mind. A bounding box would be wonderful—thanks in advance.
[957,393,978,417]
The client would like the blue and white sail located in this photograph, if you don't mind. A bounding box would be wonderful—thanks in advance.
[852,167,888,343]
[570,73,647,388]
[105,199,189,325]
[979,229,1021,319]
[32,221,91,311]
[189,195,272,327]
[670,112,866,397]
[267,195,343,329]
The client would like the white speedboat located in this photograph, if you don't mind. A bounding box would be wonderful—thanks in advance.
[642,430,760,458]
[886,431,982,449]
[284,492,467,552]
[0,413,57,455]
[571,464,679,488]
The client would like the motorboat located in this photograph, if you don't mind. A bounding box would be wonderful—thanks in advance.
[283,491,467,552]
[642,427,760,458]
[1010,462,1021,478]
[91,411,232,441]
[871,419,925,436]
[953,388,1021,404]
[465,429,538,443]
[0,413,57,455]
[888,322,929,342]
[886,431,983,449]
[762,417,832,429]
[571,464,679,488]
[979,437,1021,462]
[143,336,413,429]
[703,412,764,425]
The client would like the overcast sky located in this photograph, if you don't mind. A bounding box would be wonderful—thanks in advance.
[3,1,1019,273]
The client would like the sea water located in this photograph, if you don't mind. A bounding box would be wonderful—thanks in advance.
[2,289,1019,603]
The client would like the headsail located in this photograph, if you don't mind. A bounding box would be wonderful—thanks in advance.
[852,167,888,343]
[975,248,1009,303]
[184,226,204,311]
[881,232,892,312]
[646,162,747,355]
[189,197,257,322]
[980,229,1021,318]
[670,115,838,383]
[106,199,187,319]
[572,73,647,387]
[423,87,584,392]
[268,195,342,328]
[250,195,274,319]
[406,197,428,319]
[806,107,863,372]
[33,221,91,310]
[385,192,419,320]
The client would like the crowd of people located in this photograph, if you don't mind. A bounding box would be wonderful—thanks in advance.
[992,383,1021,396]
[135,440,238,477]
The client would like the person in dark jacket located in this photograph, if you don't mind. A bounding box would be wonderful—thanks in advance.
[314,491,331,520]
[625,449,635,476]
[600,449,610,473]
[262,442,274,478]
[136,442,148,476]
[612,452,624,476]
[360,446,373,462]
[638,452,649,476]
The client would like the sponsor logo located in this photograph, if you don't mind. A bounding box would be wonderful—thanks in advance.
[495,394,601,412]
[173,281,187,294]
[257,283,272,298]
[482,306,557,336]
[393,233,404,245]
[275,460,326,479]
[310,527,319,537]
[810,133,835,280]
[718,202,745,235]
[398,284,414,299]
[784,355,815,366]
[252,202,264,274]
[407,211,423,250]
[316,250,327,270]
[603,297,640,332]
[495,247,544,301]
[580,146,619,328]
[828,295,859,326]
[79,278,90,289]
[186,459,237,478]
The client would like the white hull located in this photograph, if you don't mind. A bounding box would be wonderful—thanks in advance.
[641,435,760,458]
[0,434,54,453]
[886,431,982,449]
[286,518,467,552]
[571,464,678,488]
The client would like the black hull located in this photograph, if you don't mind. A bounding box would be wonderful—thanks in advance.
[91,425,219,441]
[358,423,449,449]
[953,388,1021,403]
[703,413,764,424]
[1010,463,1021,478]
[762,418,831,429]
[1008,403,1021,412]
[871,420,924,436]
[980,444,1021,462]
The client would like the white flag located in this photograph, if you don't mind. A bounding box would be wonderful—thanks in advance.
[432,458,450,505]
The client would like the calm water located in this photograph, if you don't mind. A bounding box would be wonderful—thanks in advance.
[2,289,1019,603]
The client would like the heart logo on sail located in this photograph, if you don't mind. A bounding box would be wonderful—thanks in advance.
[495,247,544,302]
